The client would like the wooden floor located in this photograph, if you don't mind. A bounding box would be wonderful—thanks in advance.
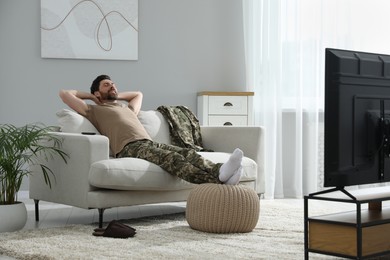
[18,191,186,231]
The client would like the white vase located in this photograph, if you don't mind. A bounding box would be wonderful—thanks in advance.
[0,202,27,232]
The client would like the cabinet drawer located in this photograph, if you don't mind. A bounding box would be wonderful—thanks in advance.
[208,116,248,126]
[208,96,248,115]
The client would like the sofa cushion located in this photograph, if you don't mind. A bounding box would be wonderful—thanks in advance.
[57,109,171,144]
[57,109,100,134]
[137,110,171,144]
[88,152,257,191]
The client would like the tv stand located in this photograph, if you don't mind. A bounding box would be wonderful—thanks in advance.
[304,186,390,259]
[310,186,357,200]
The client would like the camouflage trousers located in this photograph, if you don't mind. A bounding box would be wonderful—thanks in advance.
[117,139,222,184]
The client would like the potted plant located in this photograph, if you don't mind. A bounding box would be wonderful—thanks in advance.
[0,124,68,232]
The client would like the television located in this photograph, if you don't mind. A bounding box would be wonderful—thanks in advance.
[324,48,390,190]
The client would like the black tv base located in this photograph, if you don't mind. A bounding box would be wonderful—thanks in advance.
[304,186,390,259]
[309,186,357,200]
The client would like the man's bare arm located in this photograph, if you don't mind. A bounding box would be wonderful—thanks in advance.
[59,90,99,116]
[117,91,143,115]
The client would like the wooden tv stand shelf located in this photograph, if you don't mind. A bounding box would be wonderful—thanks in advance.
[304,187,390,259]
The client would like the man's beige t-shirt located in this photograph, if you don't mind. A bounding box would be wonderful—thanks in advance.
[85,103,151,156]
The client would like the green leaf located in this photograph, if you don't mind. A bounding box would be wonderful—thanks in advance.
[0,123,68,205]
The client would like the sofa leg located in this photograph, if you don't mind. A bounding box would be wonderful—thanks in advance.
[34,199,40,221]
[98,208,105,228]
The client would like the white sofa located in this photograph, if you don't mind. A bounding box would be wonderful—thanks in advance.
[29,109,265,227]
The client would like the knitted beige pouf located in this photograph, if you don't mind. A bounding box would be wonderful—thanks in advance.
[185,183,260,233]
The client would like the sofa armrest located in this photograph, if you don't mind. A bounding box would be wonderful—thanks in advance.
[201,126,265,194]
[201,126,264,158]
[29,132,110,209]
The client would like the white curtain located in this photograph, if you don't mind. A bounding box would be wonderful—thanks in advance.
[243,0,390,199]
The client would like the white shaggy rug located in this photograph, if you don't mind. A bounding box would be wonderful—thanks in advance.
[0,199,361,260]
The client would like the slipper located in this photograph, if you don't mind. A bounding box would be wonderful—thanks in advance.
[94,221,136,233]
[92,220,136,238]
[93,227,137,233]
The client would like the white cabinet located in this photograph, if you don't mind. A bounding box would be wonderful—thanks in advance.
[197,92,254,126]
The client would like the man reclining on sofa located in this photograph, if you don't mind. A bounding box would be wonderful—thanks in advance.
[59,74,243,186]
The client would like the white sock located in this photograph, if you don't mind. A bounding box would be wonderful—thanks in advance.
[225,167,243,185]
[219,148,243,182]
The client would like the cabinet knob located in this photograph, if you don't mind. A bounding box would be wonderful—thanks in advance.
[223,102,233,107]
[223,122,233,126]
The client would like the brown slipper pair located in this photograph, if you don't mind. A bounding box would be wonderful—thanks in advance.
[92,220,136,238]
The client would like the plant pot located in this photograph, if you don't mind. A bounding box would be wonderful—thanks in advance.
[0,202,27,232]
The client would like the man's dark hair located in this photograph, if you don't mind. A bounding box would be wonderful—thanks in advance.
[90,75,111,94]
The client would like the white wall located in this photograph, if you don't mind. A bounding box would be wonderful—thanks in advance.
[0,0,246,126]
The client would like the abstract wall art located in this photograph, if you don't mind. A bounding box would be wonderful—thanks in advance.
[41,0,138,60]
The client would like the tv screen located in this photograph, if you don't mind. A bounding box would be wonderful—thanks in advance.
[324,48,390,188]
